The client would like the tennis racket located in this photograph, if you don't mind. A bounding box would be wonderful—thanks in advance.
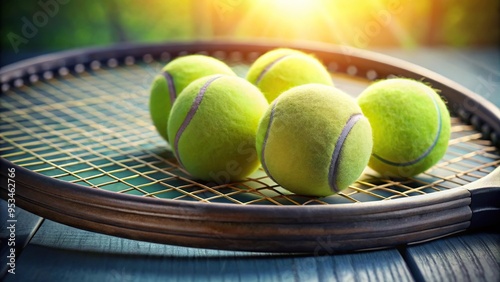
[1,41,499,254]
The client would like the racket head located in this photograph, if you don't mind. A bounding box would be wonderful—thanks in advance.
[1,41,499,253]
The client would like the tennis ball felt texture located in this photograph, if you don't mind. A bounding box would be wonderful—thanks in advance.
[149,55,235,142]
[357,78,451,177]
[246,48,334,103]
[256,84,372,197]
[167,75,268,183]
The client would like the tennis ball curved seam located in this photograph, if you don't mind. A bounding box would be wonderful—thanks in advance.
[162,71,177,105]
[259,100,280,185]
[371,88,443,167]
[254,54,293,85]
[172,75,223,168]
[328,113,363,193]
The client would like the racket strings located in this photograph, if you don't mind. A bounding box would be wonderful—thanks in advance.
[1,55,499,206]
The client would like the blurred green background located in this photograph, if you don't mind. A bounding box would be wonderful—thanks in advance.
[1,0,499,66]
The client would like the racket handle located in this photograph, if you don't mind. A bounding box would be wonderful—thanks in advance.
[466,167,500,229]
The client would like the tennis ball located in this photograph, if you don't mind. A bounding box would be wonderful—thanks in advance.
[357,78,451,177]
[149,55,236,142]
[246,48,334,103]
[167,75,268,183]
[256,84,372,196]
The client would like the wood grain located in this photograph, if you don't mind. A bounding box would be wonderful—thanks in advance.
[402,230,500,282]
[5,219,414,282]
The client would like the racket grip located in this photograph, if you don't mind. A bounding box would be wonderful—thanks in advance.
[466,167,500,229]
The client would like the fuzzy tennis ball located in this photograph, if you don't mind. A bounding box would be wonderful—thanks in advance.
[149,55,236,142]
[246,48,334,103]
[167,75,268,183]
[357,78,451,177]
[256,84,372,197]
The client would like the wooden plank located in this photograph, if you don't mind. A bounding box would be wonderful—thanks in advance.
[402,230,500,282]
[5,219,413,282]
[0,199,43,278]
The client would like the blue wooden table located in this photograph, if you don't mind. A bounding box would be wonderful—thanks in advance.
[1,47,499,282]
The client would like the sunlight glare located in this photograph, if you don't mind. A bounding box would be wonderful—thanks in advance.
[270,0,322,17]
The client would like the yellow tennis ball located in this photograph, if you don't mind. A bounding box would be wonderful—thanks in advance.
[357,78,451,177]
[167,75,269,183]
[256,84,373,196]
[246,48,334,103]
[149,55,236,142]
